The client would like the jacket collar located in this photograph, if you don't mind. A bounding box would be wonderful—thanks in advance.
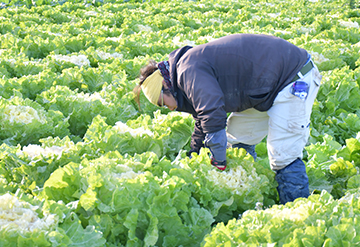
[168,46,193,109]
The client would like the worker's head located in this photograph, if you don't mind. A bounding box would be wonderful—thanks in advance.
[135,60,177,110]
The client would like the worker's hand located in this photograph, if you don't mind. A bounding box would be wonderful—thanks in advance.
[211,156,227,171]
[204,129,227,171]
[187,148,199,159]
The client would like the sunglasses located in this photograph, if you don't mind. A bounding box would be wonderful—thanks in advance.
[158,87,169,108]
[159,88,164,107]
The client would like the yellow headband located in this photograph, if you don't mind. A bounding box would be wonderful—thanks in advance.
[141,70,163,105]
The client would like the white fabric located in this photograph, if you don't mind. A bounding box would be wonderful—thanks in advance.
[226,62,322,170]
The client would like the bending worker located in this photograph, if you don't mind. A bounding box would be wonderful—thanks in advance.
[136,33,322,204]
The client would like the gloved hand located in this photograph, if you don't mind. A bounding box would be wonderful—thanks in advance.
[187,149,198,159]
[188,118,206,158]
[211,156,227,171]
[204,129,227,171]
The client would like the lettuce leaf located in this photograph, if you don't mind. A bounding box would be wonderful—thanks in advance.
[201,189,360,247]
[41,152,214,246]
[0,95,70,146]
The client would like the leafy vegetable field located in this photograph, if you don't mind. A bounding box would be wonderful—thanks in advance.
[1,0,360,246]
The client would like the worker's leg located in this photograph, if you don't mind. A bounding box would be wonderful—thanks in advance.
[267,63,321,204]
[226,108,269,160]
[275,158,309,204]
[231,142,257,160]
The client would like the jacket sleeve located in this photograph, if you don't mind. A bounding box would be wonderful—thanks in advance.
[177,63,228,133]
[188,117,205,156]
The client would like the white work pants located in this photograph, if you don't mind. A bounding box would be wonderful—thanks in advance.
[226,62,322,170]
